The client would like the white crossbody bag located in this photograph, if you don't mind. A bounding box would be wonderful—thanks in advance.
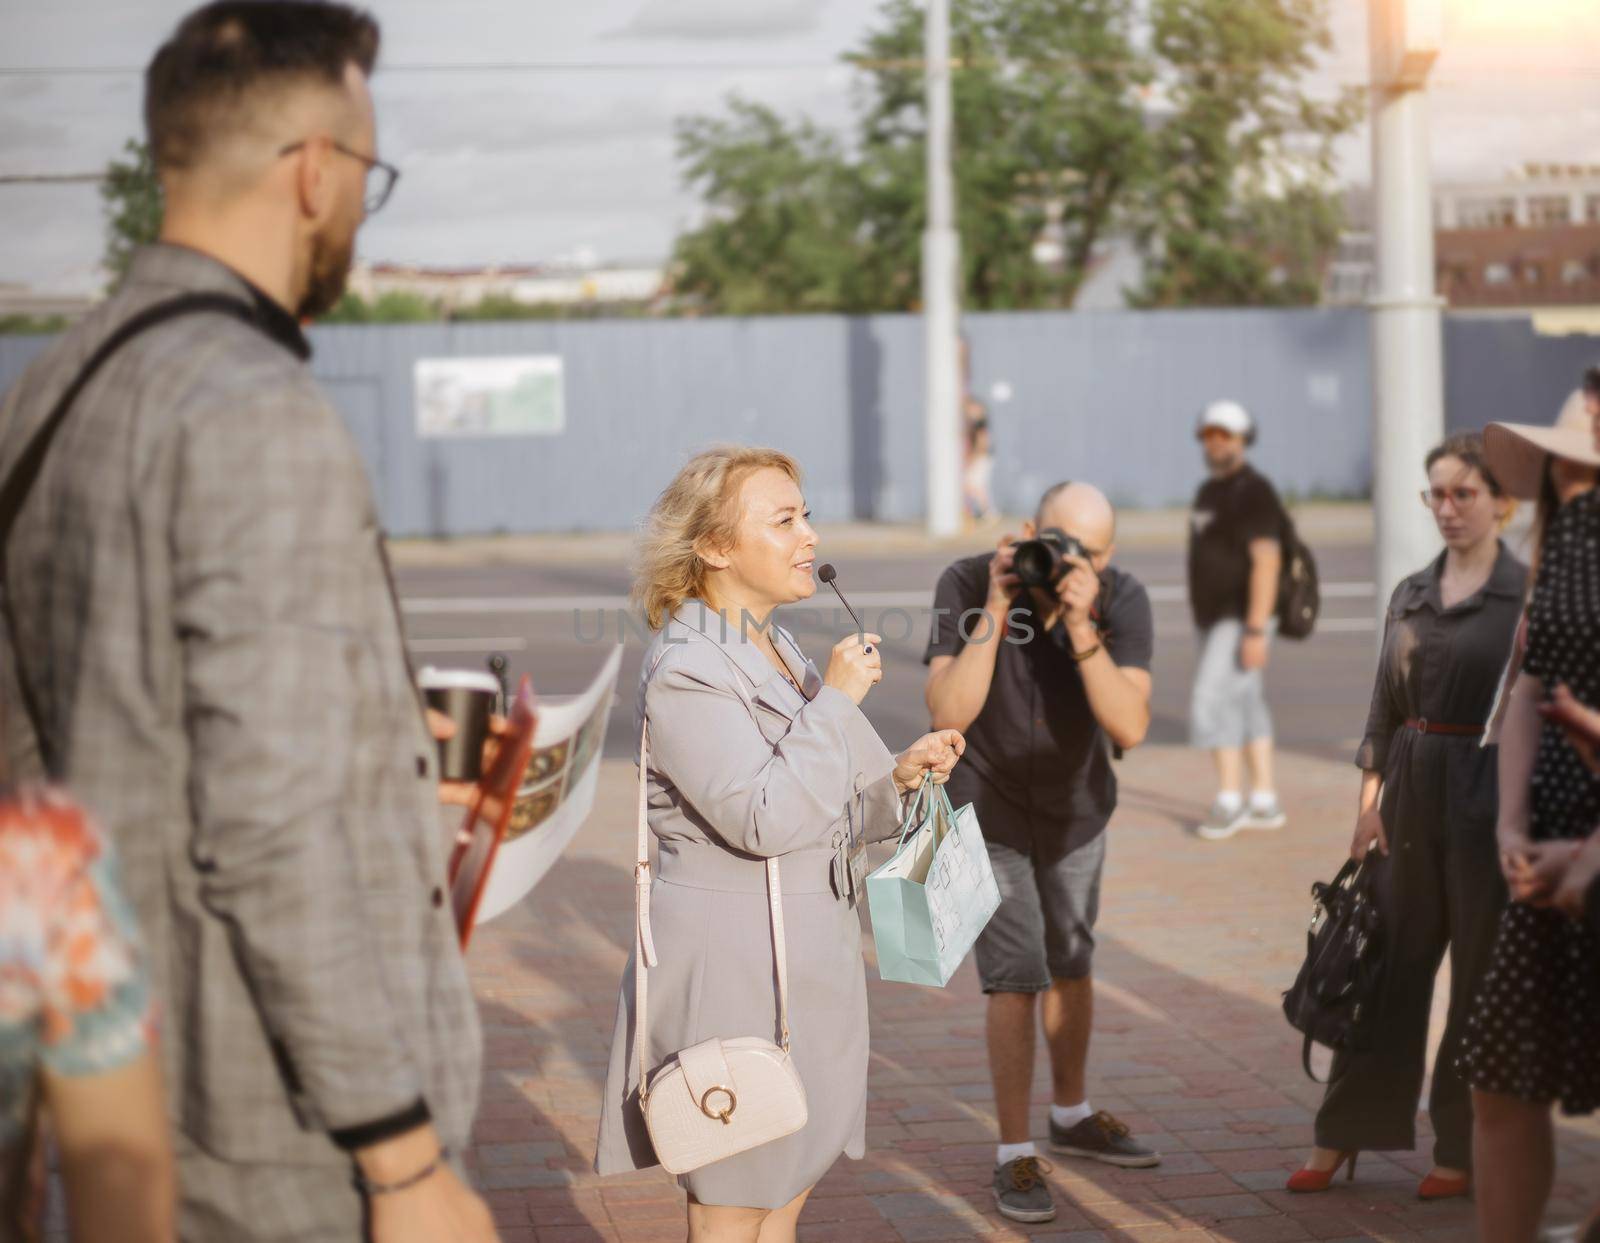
[633,720,808,1175]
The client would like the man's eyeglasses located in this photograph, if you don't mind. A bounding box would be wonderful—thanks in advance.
[1420,485,1482,511]
[278,138,400,215]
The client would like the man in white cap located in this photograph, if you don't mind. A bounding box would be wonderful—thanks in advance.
[1187,400,1290,840]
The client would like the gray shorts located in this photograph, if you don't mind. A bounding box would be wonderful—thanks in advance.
[973,831,1106,992]
[1189,618,1275,750]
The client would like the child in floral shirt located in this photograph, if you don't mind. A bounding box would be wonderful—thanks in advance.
[0,788,172,1242]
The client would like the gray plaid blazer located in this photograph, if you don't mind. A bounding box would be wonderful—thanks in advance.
[0,244,480,1166]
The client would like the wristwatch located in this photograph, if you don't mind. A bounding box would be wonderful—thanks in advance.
[1242,625,1267,637]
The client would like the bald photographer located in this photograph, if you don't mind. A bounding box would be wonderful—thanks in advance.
[922,482,1157,1225]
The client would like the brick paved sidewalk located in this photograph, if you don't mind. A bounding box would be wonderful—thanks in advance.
[464,745,1600,1243]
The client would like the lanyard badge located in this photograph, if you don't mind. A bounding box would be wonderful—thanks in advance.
[831,780,869,907]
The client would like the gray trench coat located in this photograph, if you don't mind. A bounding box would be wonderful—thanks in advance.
[594,599,905,1207]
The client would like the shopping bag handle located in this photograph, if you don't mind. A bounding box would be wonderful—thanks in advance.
[894,775,961,849]
[894,777,934,848]
[927,782,957,843]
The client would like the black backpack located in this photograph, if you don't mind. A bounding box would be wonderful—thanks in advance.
[1281,857,1387,1081]
[1276,513,1320,641]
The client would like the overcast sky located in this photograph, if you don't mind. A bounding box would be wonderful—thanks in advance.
[2,0,1598,292]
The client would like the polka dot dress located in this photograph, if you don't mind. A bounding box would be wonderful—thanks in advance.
[1459,488,1600,1115]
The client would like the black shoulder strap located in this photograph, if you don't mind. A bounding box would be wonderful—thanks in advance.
[0,293,260,557]
[0,292,261,774]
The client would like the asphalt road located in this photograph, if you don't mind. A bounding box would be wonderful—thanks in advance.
[391,539,1384,771]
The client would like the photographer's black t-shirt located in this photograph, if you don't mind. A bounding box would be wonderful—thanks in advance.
[1187,464,1286,630]
[921,553,1154,852]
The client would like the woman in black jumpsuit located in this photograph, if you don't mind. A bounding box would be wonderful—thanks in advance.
[1289,434,1524,1198]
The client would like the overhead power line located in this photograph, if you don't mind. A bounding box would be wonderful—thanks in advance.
[0,172,104,184]
[0,57,1598,82]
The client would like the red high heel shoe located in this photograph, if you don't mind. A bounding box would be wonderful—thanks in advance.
[1286,1151,1358,1193]
[1417,1170,1470,1201]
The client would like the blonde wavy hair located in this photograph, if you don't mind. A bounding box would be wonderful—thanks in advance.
[633,445,803,630]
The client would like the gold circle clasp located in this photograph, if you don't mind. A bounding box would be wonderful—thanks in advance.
[698,1085,737,1125]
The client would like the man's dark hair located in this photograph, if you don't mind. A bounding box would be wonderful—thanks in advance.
[145,1,380,171]
[1583,365,1600,397]
[1425,431,1504,497]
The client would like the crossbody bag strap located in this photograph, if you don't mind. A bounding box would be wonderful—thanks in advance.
[632,715,790,1105]
[634,718,657,1100]
[0,292,262,775]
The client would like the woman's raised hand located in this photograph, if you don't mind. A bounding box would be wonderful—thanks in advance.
[824,632,884,705]
[893,730,966,794]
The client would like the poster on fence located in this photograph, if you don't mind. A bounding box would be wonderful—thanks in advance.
[471,643,622,924]
[414,355,565,437]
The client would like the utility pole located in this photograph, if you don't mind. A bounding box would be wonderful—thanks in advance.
[923,0,962,538]
[1367,0,1444,633]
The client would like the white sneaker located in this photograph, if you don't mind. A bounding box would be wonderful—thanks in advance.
[1197,799,1248,840]
[1243,798,1287,831]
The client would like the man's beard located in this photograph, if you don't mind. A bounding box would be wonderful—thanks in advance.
[1207,449,1243,477]
[297,223,356,320]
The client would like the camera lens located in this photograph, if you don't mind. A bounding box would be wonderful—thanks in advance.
[1012,539,1056,588]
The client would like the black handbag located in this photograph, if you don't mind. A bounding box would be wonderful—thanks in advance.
[1281,856,1387,1082]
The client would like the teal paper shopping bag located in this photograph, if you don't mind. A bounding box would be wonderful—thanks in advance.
[866,783,1000,986]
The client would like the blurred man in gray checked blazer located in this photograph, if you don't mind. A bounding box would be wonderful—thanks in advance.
[0,4,496,1240]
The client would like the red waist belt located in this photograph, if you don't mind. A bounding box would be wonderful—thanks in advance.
[1404,718,1483,737]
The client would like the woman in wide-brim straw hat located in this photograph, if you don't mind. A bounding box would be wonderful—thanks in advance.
[1457,384,1600,1243]
[1481,383,1600,503]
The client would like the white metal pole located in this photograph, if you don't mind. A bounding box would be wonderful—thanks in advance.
[924,0,962,538]
[1368,0,1445,635]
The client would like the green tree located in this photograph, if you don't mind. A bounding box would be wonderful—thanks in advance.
[848,0,1152,311]
[672,100,880,314]
[319,290,443,323]
[450,293,652,322]
[101,139,163,282]
[1130,0,1362,307]
[670,0,1355,312]
[0,314,70,336]
[673,0,1149,314]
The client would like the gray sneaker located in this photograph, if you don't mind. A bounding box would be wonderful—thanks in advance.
[992,1156,1056,1223]
[1049,1110,1161,1168]
[1242,797,1287,831]
[1197,799,1248,840]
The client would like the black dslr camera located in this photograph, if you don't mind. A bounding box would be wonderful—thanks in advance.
[1011,527,1088,589]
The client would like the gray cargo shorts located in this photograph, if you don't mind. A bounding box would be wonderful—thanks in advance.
[974,831,1107,992]
[1189,617,1276,750]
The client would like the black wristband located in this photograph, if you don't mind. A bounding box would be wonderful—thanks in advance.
[329,1098,431,1152]
[354,1146,450,1197]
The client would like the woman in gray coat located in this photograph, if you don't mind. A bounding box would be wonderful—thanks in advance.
[595,446,964,1242]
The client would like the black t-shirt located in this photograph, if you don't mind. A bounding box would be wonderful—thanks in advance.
[1187,464,1286,629]
[921,553,1154,851]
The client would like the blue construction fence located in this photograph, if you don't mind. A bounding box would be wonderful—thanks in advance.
[1,308,1594,536]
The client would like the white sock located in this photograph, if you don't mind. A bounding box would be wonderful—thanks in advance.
[997,1141,1037,1165]
[1249,789,1278,811]
[1215,790,1243,813]
[1051,1101,1093,1130]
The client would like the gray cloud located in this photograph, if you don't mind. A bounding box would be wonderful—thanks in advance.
[4,0,1599,292]
[608,0,825,42]
[0,115,72,153]
[0,78,51,103]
